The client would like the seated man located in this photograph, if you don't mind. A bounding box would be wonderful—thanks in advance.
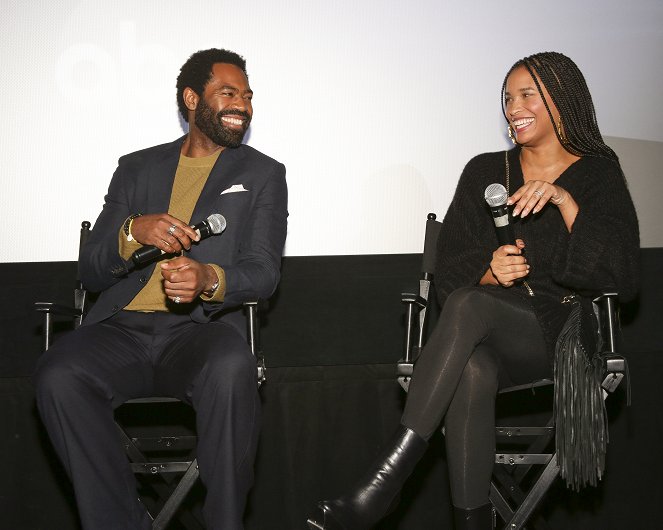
[34,48,288,530]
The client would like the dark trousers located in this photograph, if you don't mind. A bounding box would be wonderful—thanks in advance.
[33,310,261,530]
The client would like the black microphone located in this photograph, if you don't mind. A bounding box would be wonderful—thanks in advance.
[484,184,515,246]
[130,213,227,266]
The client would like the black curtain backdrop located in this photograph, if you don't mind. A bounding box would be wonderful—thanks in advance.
[1,249,662,529]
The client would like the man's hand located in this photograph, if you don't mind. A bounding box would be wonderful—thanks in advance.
[131,214,200,254]
[160,257,218,304]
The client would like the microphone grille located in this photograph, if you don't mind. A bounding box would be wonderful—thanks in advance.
[207,213,227,234]
[484,183,508,207]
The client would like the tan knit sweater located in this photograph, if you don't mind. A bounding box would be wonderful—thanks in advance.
[119,150,225,311]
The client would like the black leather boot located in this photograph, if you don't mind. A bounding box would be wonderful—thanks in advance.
[453,503,494,530]
[306,425,428,529]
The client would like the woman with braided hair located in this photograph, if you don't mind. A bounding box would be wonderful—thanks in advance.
[307,51,639,529]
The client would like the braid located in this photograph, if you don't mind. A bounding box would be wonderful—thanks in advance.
[501,52,618,163]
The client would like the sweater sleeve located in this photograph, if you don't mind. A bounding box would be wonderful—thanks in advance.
[550,158,640,301]
[434,155,497,305]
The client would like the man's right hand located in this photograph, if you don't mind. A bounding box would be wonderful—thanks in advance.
[129,214,200,254]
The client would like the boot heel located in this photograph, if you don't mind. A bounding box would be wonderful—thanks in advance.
[305,426,427,530]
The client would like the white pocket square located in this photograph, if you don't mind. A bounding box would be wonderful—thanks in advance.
[220,184,249,195]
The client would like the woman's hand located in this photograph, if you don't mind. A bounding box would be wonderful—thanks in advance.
[487,239,529,288]
[508,180,569,218]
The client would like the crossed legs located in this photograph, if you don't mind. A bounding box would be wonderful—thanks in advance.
[401,286,550,509]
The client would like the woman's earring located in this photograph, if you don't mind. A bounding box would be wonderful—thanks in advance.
[507,124,517,145]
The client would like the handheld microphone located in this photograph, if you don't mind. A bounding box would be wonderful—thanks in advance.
[131,213,227,266]
[484,184,515,246]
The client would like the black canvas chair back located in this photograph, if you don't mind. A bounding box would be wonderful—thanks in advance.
[398,213,628,530]
[36,221,265,530]
[397,212,441,392]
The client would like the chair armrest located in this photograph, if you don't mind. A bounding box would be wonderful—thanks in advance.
[35,302,83,319]
[592,292,618,303]
[35,302,85,351]
[401,293,427,308]
[243,300,266,386]
[600,353,628,394]
[592,292,620,356]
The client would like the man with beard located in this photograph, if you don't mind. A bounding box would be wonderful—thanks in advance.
[34,48,288,530]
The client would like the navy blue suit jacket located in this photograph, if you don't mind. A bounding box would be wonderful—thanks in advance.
[79,136,288,333]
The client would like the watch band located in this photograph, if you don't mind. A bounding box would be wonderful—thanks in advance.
[204,279,220,297]
[123,213,142,241]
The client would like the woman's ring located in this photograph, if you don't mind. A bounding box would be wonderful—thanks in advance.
[533,189,543,197]
[173,296,181,304]
[167,224,177,235]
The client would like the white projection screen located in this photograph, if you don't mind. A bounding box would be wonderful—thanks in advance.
[2,0,662,262]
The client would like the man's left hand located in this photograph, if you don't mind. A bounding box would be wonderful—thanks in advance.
[160,257,217,304]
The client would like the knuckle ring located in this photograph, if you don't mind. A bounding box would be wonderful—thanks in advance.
[533,189,544,197]
[167,224,177,235]
[173,296,181,304]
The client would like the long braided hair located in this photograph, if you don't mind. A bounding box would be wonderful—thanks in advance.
[501,51,618,163]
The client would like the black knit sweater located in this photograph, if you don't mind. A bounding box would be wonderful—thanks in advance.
[435,147,640,358]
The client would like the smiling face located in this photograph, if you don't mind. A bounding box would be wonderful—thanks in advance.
[191,62,253,148]
[504,65,560,147]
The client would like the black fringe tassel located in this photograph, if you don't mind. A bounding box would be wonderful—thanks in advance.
[553,299,608,491]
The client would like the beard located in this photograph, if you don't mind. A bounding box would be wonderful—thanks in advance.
[194,97,251,148]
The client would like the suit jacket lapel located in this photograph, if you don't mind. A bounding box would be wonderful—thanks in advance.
[146,136,186,215]
[190,145,247,222]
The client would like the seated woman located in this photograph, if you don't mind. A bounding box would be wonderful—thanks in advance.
[307,51,640,530]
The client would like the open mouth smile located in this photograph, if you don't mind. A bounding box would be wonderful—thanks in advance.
[221,116,245,128]
[512,117,534,131]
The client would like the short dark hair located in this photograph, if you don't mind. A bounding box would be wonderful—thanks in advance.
[176,48,247,123]
[501,51,618,162]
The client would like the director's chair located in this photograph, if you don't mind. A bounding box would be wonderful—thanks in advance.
[36,220,266,529]
[398,213,628,530]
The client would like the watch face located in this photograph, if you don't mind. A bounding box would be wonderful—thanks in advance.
[124,214,141,235]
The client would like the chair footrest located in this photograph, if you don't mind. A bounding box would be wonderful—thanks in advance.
[496,426,554,437]
[131,461,195,474]
[495,453,553,465]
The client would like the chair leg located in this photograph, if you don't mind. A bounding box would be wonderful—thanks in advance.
[490,475,554,530]
[152,460,200,530]
[498,454,560,530]
[117,424,203,528]
[490,479,514,526]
